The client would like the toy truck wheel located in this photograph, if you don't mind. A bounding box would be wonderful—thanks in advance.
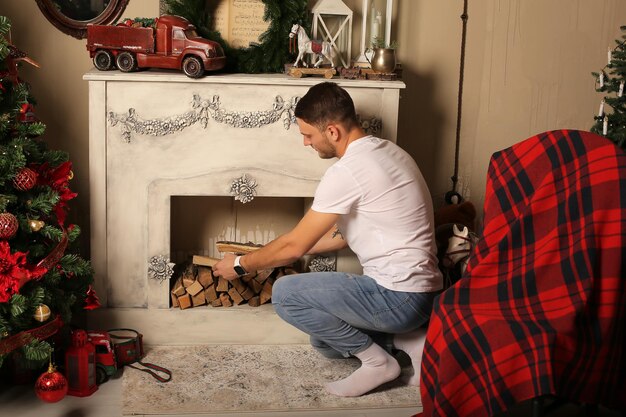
[116,52,137,72]
[93,50,114,71]
[96,366,109,385]
[182,56,205,78]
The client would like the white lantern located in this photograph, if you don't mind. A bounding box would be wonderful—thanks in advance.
[312,0,353,68]
[355,0,394,66]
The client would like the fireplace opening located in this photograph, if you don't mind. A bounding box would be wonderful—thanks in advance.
[167,196,362,310]
[170,196,306,263]
[168,196,307,309]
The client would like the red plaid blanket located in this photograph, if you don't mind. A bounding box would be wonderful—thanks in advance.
[419,130,626,416]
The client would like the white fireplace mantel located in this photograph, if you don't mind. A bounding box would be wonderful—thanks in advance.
[83,69,405,344]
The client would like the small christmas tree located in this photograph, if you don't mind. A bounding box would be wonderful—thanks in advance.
[0,16,98,372]
[592,25,626,149]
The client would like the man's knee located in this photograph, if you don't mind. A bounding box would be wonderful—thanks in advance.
[271,274,295,305]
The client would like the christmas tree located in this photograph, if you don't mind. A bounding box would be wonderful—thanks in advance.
[592,25,626,149]
[0,16,98,372]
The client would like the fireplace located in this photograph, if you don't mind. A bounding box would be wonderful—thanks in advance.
[84,70,404,344]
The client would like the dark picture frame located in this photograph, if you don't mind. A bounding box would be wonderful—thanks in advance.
[35,0,130,39]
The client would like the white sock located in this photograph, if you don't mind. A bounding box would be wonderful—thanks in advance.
[393,328,427,386]
[325,343,401,397]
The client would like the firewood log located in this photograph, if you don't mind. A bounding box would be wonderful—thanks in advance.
[204,284,218,302]
[240,287,255,300]
[248,278,263,294]
[228,288,245,305]
[178,293,192,309]
[186,280,204,297]
[259,281,273,305]
[171,276,186,296]
[192,255,220,267]
[216,240,263,254]
[216,277,230,292]
[219,293,233,307]
[254,269,273,284]
[192,291,206,306]
[231,278,247,294]
[197,266,213,287]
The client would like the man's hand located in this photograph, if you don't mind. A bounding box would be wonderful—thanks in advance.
[212,253,240,281]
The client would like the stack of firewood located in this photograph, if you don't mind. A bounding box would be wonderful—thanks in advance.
[170,241,299,309]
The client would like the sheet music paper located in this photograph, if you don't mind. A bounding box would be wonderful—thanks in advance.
[212,0,269,48]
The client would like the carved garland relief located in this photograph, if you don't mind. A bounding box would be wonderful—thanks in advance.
[109,94,300,142]
[108,94,382,142]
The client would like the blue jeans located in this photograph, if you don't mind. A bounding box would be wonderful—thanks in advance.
[271,272,438,359]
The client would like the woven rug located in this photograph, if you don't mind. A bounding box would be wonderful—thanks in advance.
[122,344,421,415]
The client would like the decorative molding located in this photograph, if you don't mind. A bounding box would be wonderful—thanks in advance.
[148,255,175,282]
[230,174,258,204]
[309,255,337,272]
[108,94,300,142]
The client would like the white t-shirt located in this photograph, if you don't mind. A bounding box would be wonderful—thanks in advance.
[311,136,443,292]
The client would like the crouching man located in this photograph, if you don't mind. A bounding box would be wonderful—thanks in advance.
[213,82,442,397]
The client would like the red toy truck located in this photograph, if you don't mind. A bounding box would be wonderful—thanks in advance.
[86,15,226,78]
[87,331,117,384]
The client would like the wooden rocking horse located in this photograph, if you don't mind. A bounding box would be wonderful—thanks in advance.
[289,23,335,68]
[440,224,478,288]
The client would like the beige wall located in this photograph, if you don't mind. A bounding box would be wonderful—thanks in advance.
[1,0,625,248]
[0,1,159,251]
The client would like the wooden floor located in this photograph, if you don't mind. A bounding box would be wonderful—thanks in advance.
[1,374,622,417]
[0,374,420,417]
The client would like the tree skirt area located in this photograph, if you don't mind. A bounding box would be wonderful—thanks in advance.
[122,344,421,415]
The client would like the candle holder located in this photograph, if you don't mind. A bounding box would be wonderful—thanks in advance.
[355,0,394,67]
[64,329,98,397]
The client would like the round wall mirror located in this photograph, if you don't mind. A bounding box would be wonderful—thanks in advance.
[35,0,130,39]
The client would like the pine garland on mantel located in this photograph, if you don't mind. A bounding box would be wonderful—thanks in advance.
[162,0,310,74]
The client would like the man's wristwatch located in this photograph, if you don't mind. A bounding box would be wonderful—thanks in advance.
[233,256,248,277]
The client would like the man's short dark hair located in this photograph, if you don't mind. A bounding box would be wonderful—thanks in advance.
[294,82,359,131]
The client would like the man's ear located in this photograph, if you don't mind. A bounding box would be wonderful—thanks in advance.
[326,124,341,142]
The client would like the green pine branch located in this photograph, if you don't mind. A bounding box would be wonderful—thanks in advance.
[59,254,93,277]
[10,294,27,317]
[24,188,60,214]
[22,339,53,365]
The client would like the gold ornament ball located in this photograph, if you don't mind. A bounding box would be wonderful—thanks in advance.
[34,304,51,322]
[68,170,74,180]
[29,219,45,232]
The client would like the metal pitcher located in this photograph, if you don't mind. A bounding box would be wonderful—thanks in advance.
[366,48,396,73]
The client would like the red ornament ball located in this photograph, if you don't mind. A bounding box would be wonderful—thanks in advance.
[0,212,18,239]
[35,365,68,403]
[13,167,38,191]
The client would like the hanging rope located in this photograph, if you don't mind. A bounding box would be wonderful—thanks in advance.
[446,0,469,205]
